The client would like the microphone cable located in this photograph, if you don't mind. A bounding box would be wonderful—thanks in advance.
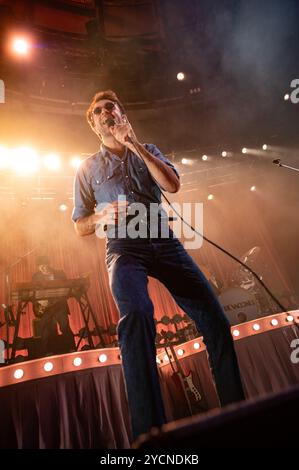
[128,137,287,314]
[161,191,286,313]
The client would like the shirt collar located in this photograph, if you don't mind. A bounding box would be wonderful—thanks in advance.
[100,144,128,162]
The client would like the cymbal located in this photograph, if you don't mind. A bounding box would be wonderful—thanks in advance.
[241,246,261,263]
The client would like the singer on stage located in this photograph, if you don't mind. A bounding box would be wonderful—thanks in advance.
[72,90,244,440]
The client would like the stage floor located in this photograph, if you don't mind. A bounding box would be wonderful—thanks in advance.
[0,310,299,448]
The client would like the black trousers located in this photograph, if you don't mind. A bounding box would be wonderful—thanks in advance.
[39,305,75,355]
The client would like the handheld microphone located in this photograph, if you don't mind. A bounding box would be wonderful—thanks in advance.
[105,117,115,127]
[106,117,133,144]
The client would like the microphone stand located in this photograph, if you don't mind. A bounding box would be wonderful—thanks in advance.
[273,159,299,173]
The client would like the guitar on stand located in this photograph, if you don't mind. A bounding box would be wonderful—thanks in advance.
[161,330,207,416]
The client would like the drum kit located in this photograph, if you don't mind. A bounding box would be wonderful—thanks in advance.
[201,246,275,325]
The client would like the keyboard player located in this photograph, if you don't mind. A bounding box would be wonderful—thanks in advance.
[32,256,75,355]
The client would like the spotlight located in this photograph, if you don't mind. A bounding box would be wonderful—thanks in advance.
[0,146,9,169]
[221,151,227,157]
[189,87,201,94]
[59,204,68,212]
[207,194,214,200]
[242,148,247,154]
[262,144,267,150]
[181,158,193,165]
[284,94,290,101]
[181,157,195,166]
[177,349,184,356]
[11,146,39,175]
[202,154,208,161]
[287,315,294,322]
[70,157,82,169]
[163,354,169,362]
[232,330,240,337]
[271,319,278,326]
[44,153,61,170]
[156,357,161,364]
[193,342,200,350]
[11,37,30,56]
[250,186,256,192]
[177,72,185,81]
[252,323,260,331]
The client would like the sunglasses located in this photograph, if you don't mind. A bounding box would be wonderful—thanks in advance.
[92,101,116,115]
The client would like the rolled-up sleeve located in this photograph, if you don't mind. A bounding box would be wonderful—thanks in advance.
[144,143,180,180]
[72,164,96,222]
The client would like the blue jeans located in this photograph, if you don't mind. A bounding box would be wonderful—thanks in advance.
[106,233,244,440]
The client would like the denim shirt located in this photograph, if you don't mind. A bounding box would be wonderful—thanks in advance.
[72,143,179,230]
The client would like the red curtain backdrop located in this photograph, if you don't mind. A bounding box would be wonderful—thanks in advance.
[0,188,294,352]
